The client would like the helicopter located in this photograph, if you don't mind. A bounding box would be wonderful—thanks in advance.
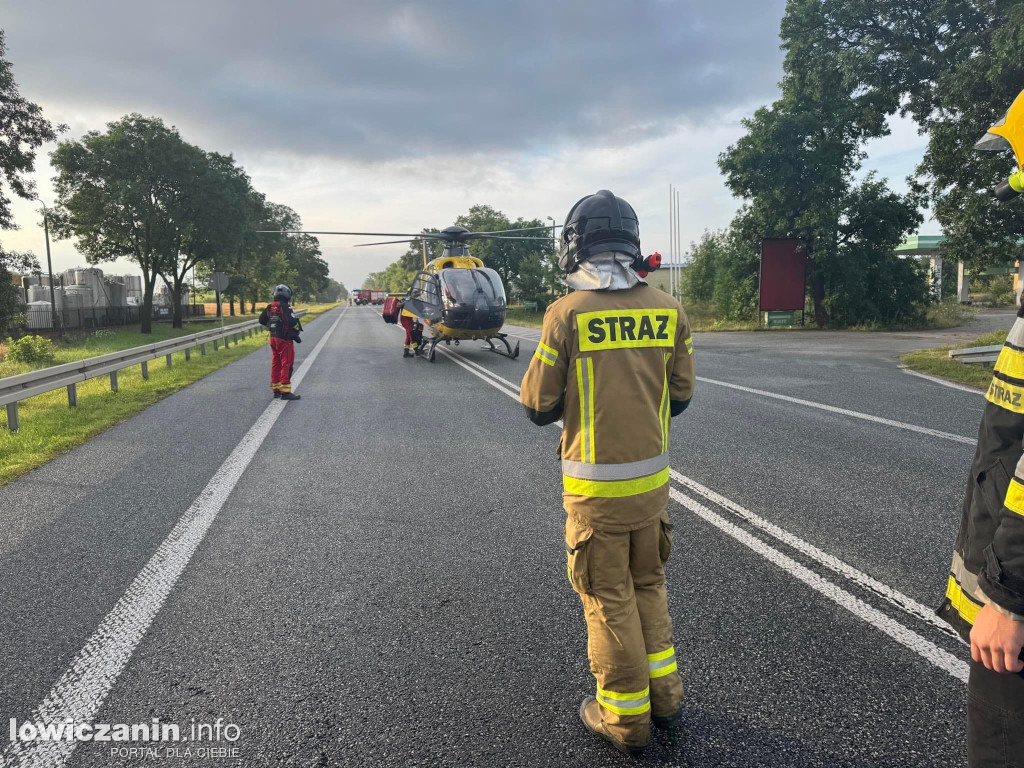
[258,223,554,362]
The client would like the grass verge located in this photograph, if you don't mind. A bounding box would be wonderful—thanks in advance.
[0,303,339,486]
[899,329,1008,391]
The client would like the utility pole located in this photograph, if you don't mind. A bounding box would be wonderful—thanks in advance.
[34,194,59,335]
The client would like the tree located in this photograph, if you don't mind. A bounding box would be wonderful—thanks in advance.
[168,152,256,325]
[0,28,62,331]
[682,230,727,303]
[719,0,923,326]
[0,30,63,234]
[315,279,346,303]
[50,115,187,333]
[0,247,39,333]
[809,1,1024,271]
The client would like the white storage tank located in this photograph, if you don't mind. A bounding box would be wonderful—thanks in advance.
[27,285,50,303]
[63,284,93,310]
[25,300,52,330]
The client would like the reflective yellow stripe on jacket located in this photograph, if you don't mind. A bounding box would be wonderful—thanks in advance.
[562,454,671,498]
[534,342,558,367]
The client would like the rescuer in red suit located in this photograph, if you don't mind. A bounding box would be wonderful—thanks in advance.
[258,284,302,400]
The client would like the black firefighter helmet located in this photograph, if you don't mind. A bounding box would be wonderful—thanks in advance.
[559,190,641,273]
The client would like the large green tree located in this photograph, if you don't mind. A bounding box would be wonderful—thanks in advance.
[0,30,63,233]
[51,115,187,333]
[806,0,1024,270]
[0,29,62,331]
[719,0,924,326]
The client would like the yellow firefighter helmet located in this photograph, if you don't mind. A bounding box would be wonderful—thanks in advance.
[975,88,1024,200]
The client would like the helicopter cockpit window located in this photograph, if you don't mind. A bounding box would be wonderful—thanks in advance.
[439,268,506,305]
[409,271,440,305]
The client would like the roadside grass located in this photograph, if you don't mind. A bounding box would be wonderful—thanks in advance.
[0,304,331,378]
[900,328,1008,391]
[0,303,339,486]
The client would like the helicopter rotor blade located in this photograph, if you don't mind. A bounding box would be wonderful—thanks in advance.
[467,235,555,241]
[353,239,420,247]
[468,225,563,236]
[254,230,448,239]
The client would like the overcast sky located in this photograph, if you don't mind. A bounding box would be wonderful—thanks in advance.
[0,0,931,292]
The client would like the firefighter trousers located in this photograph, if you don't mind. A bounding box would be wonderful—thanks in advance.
[565,513,684,747]
[270,337,295,393]
[968,660,1024,767]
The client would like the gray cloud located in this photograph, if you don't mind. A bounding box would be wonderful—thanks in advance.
[3,0,786,160]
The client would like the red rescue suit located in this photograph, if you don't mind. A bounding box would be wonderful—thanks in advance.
[259,300,299,394]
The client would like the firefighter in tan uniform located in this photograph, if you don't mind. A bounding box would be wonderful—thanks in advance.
[520,190,694,755]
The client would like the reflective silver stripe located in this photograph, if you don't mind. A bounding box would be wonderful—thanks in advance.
[950,550,983,600]
[649,655,675,671]
[597,692,650,710]
[577,357,593,463]
[561,453,670,481]
[536,346,557,364]
[660,352,670,451]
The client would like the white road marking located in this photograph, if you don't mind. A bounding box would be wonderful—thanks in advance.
[1,309,348,768]
[669,470,963,643]
[697,376,977,446]
[443,346,970,676]
[899,367,985,395]
[669,487,969,682]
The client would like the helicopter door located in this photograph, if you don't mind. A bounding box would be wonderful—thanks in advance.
[402,271,443,324]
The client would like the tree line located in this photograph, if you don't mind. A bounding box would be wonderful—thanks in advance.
[693,0,1022,327]
[0,28,332,335]
[362,205,564,306]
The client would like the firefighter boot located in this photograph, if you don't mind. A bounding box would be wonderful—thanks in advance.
[280,392,301,401]
[403,348,413,358]
[579,697,645,757]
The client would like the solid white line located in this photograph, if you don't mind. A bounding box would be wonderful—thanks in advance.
[1,308,347,768]
[697,376,977,446]
[669,469,964,643]
[436,346,521,399]
[444,346,969,667]
[669,487,969,682]
[899,367,985,395]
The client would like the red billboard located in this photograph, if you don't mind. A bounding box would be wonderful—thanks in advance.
[759,239,806,312]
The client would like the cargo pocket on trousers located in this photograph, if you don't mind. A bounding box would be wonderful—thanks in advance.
[565,519,594,596]
[658,512,674,564]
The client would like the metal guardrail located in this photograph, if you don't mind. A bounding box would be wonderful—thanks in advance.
[949,344,1001,364]
[1,310,306,432]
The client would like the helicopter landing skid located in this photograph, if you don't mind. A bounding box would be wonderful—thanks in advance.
[483,333,520,360]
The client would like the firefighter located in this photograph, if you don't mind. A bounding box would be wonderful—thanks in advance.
[258,284,302,401]
[520,190,694,755]
[939,91,1024,767]
[399,302,422,358]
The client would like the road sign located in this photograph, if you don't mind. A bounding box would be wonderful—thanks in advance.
[765,311,797,327]
[209,272,229,293]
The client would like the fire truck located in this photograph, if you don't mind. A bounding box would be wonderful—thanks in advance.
[353,289,387,306]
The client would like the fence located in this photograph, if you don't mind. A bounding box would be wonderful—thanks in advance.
[20,304,208,333]
[1,309,306,432]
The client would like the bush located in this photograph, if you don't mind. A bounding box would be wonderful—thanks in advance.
[5,334,56,364]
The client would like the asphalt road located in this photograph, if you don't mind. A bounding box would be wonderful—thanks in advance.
[0,304,998,767]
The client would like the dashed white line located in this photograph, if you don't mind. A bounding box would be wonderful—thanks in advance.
[1,309,348,768]
[696,376,977,446]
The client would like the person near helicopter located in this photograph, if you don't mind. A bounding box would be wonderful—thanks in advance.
[258,283,302,400]
[520,190,693,756]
